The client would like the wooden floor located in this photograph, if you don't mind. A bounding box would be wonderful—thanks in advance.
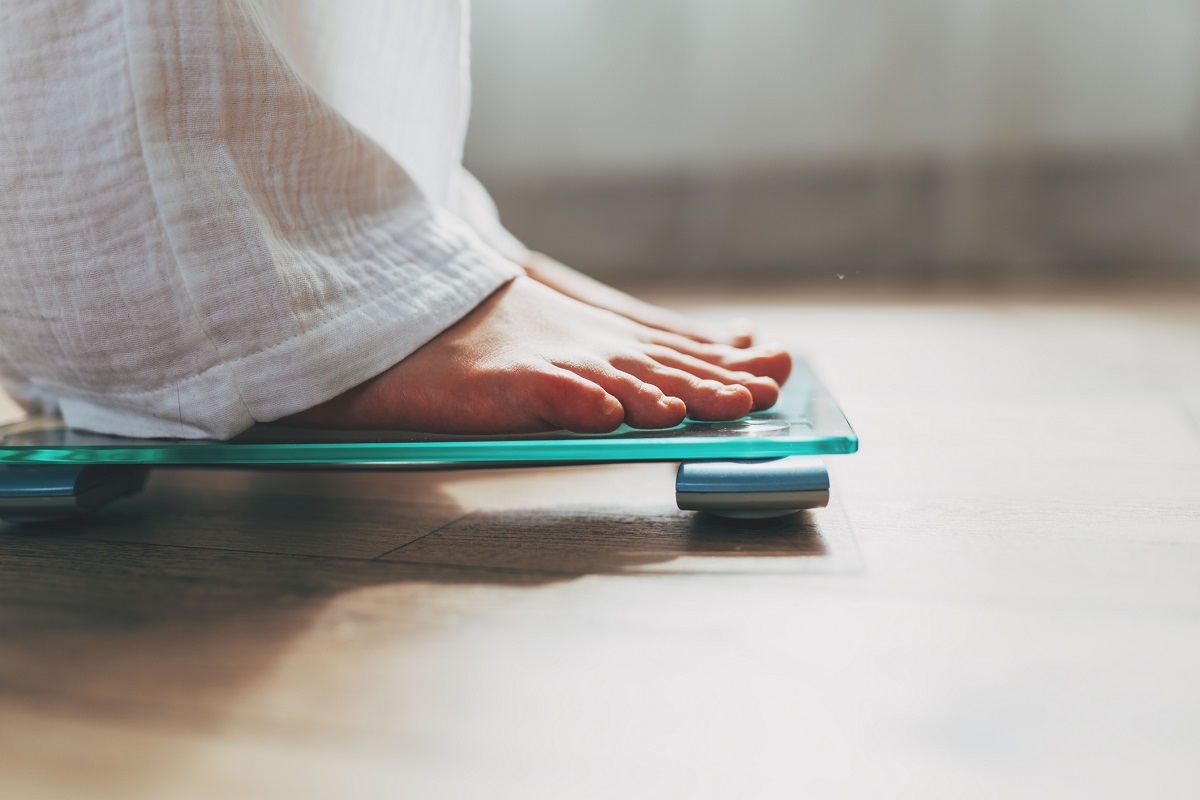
[2,287,1198,799]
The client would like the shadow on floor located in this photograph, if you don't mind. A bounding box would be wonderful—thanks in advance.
[0,466,848,795]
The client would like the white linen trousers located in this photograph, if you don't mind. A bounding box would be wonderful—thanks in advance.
[0,0,526,438]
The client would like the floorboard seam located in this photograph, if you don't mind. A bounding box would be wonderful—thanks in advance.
[370,510,475,560]
[3,536,408,565]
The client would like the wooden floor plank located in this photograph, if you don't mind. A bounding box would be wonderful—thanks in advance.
[2,288,1199,799]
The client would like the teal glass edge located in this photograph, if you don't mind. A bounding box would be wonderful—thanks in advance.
[0,435,857,466]
[0,358,857,466]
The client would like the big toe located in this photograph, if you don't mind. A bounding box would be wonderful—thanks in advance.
[528,367,626,433]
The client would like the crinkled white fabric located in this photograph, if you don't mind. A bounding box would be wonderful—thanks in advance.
[0,0,525,439]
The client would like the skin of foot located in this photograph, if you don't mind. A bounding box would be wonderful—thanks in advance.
[522,251,756,348]
[284,275,792,434]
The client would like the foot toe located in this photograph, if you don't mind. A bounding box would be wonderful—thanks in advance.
[647,334,791,384]
[638,348,781,410]
[719,346,792,385]
[529,367,625,433]
[555,360,688,429]
[615,357,755,421]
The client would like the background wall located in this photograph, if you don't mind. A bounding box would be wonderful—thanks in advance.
[464,0,1200,284]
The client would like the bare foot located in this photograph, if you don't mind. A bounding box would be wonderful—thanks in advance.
[284,276,792,434]
[523,251,756,348]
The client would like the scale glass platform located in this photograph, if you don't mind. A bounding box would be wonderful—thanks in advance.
[0,358,856,521]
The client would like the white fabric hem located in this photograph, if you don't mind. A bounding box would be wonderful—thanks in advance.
[49,247,520,440]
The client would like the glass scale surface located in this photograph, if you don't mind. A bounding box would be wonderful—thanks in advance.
[0,358,856,521]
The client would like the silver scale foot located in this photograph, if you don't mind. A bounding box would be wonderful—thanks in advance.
[675,456,829,518]
[0,464,149,524]
[0,457,829,523]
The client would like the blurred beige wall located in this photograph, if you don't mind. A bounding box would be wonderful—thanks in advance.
[465,0,1200,284]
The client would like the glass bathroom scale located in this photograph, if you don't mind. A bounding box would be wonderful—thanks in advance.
[0,358,855,521]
